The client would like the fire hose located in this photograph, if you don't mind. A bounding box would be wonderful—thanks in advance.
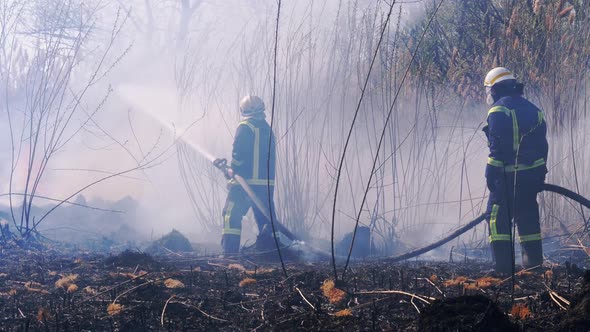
[213,158,590,261]
[387,183,590,262]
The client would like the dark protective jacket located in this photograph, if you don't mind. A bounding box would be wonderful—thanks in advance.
[483,95,548,185]
[230,117,276,185]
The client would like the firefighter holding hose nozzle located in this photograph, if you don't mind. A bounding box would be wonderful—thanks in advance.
[214,95,279,256]
[483,67,549,274]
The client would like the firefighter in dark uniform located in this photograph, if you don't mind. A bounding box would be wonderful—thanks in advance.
[483,67,548,274]
[218,95,277,255]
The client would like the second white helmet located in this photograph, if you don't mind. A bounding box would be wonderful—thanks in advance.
[484,67,516,87]
[239,95,265,118]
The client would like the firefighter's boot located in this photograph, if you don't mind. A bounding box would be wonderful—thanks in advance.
[521,240,543,270]
[491,241,513,275]
[221,234,240,256]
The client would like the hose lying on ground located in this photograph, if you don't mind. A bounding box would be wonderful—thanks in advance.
[385,183,590,263]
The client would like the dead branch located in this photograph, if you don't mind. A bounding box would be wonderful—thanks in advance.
[161,295,175,327]
[295,287,316,311]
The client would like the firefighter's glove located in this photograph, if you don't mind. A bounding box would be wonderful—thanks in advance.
[213,158,233,180]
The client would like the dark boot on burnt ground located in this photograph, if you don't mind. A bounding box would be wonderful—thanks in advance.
[242,225,301,262]
[491,241,514,275]
[521,240,543,271]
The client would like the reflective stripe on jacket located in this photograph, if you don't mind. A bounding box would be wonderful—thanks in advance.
[483,96,548,173]
[230,118,276,185]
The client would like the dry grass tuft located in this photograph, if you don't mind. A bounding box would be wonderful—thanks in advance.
[474,276,502,289]
[533,0,542,15]
[26,281,49,294]
[164,278,185,289]
[67,284,79,293]
[321,279,346,304]
[239,278,257,287]
[246,267,275,275]
[544,270,554,280]
[37,307,50,322]
[83,286,97,295]
[443,276,468,287]
[511,303,532,320]
[335,308,352,317]
[429,274,438,283]
[516,270,534,277]
[558,5,574,18]
[48,271,57,276]
[228,264,246,272]
[55,274,78,289]
[107,303,123,316]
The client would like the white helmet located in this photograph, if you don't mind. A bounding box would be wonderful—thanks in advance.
[239,95,265,118]
[484,67,516,87]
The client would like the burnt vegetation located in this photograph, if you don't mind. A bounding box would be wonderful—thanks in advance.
[1,0,590,331]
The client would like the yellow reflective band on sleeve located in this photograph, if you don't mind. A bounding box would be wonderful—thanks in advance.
[487,157,504,167]
[538,111,544,125]
[487,106,510,116]
[222,228,241,236]
[504,158,545,172]
[519,233,542,243]
[509,109,519,151]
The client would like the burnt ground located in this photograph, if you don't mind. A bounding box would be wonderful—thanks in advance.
[0,246,589,331]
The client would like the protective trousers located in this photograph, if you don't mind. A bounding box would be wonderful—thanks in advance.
[221,184,277,255]
[486,169,544,274]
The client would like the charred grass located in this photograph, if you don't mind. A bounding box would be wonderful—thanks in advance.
[0,247,588,331]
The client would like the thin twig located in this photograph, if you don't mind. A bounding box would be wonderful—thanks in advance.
[354,290,434,304]
[295,287,316,311]
[178,302,229,322]
[421,277,444,295]
[161,295,175,327]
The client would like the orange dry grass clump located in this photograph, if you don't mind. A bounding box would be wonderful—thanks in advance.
[335,308,352,317]
[37,308,50,322]
[107,303,123,316]
[26,281,49,294]
[474,276,502,289]
[239,278,257,287]
[544,270,554,280]
[516,270,534,277]
[55,274,78,289]
[164,278,185,289]
[246,267,275,275]
[83,286,97,295]
[228,264,246,272]
[320,279,346,304]
[511,303,532,320]
[67,284,79,293]
[443,276,468,287]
